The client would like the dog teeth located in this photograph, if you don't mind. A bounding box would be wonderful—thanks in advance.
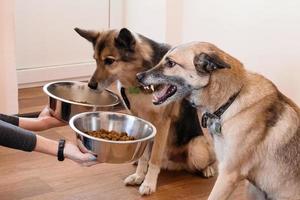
[150,85,154,92]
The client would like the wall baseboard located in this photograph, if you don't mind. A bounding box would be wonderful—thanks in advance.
[17,62,95,88]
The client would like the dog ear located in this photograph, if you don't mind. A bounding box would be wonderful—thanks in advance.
[115,28,136,51]
[194,53,230,73]
[74,27,99,45]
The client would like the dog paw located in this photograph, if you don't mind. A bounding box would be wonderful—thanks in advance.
[202,165,216,178]
[124,173,145,186]
[139,181,156,195]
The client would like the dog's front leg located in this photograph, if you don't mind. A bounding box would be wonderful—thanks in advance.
[124,143,151,186]
[138,119,171,195]
[208,170,241,200]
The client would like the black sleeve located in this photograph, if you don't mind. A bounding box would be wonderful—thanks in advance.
[0,114,19,126]
[0,120,37,152]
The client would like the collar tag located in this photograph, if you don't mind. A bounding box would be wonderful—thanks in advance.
[201,112,219,128]
[208,117,222,136]
[201,112,222,136]
[201,89,242,134]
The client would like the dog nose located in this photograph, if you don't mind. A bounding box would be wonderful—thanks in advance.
[136,72,145,82]
[88,81,98,90]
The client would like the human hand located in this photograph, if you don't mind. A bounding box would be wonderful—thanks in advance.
[19,107,66,131]
[38,107,66,130]
[64,142,98,167]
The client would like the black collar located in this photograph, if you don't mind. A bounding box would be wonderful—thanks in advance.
[201,89,241,128]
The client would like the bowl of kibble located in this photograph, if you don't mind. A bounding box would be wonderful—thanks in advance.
[69,111,156,163]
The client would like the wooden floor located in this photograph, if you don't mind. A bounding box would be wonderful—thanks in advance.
[0,86,247,200]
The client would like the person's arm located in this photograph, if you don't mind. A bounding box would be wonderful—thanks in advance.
[0,107,65,131]
[0,114,19,126]
[34,135,97,166]
[0,120,97,166]
[0,119,36,151]
[19,107,65,131]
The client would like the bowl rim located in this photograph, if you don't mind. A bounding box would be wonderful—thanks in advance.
[43,81,120,107]
[69,111,157,144]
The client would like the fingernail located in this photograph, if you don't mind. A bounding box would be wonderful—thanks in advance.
[89,155,97,161]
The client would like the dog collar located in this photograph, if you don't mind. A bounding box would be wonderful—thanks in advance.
[120,87,131,110]
[201,89,242,129]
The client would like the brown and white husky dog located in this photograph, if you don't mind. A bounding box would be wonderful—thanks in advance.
[138,41,300,200]
[74,28,215,195]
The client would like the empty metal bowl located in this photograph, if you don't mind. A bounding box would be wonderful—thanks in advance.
[69,111,156,163]
[43,81,120,122]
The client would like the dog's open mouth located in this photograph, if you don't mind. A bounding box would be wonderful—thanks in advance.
[151,84,177,105]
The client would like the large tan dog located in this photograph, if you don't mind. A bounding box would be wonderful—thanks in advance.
[74,28,215,195]
[138,42,300,199]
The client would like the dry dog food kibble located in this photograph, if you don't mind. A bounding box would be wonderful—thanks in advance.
[86,129,136,141]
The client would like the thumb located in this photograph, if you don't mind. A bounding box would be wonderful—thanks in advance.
[78,153,98,167]
[81,153,97,162]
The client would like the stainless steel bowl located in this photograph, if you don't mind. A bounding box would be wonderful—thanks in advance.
[69,112,156,163]
[43,81,120,122]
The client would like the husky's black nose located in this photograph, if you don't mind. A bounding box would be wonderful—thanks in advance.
[88,81,98,90]
[136,72,146,83]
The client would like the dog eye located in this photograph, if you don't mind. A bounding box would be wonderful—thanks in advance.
[104,58,115,65]
[166,60,176,68]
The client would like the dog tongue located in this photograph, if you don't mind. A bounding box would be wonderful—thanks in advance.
[154,84,170,101]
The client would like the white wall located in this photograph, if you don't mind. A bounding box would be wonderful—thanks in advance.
[15,0,109,87]
[0,0,18,114]
[166,0,183,45]
[121,0,183,45]
[182,0,300,104]
[123,0,166,42]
